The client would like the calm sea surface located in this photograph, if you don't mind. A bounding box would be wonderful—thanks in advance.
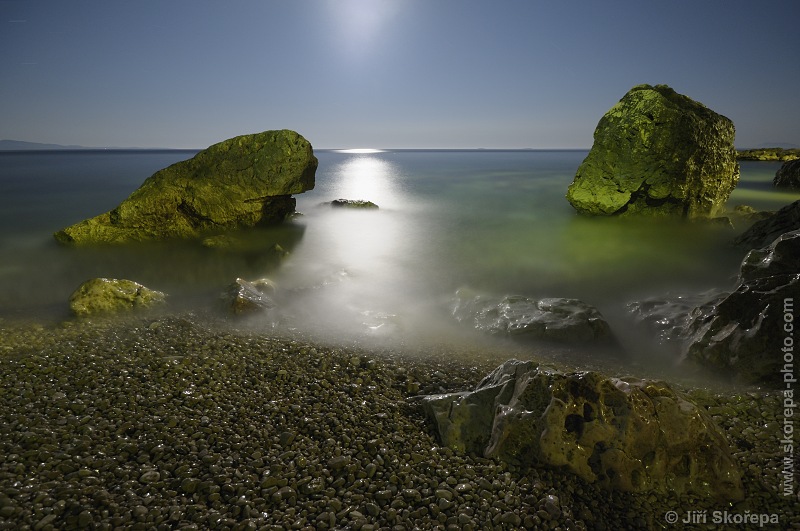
[0,149,796,371]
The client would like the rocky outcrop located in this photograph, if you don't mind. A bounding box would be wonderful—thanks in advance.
[566,84,739,218]
[54,130,317,245]
[420,360,743,501]
[774,159,800,190]
[737,147,800,161]
[630,228,800,384]
[329,199,379,209]
[453,290,613,343]
[221,277,277,315]
[683,230,800,384]
[69,278,166,317]
[733,199,800,249]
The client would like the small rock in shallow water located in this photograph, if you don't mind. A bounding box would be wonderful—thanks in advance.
[68,277,166,317]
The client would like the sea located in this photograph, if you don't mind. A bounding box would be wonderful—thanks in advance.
[0,149,796,377]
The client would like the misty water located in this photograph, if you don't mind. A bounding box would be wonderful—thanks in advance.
[0,149,796,379]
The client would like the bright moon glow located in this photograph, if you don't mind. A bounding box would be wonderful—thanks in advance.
[336,148,385,154]
[327,0,402,61]
[334,156,397,204]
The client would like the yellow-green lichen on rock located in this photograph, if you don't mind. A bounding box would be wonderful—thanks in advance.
[69,278,166,317]
[54,130,317,245]
[421,360,744,501]
[567,84,739,218]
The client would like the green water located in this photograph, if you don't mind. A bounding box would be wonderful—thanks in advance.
[0,150,796,376]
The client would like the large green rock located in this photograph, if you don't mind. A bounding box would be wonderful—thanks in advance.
[54,130,317,245]
[567,85,739,218]
[421,360,743,501]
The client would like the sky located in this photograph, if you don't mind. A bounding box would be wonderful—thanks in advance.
[1,0,798,149]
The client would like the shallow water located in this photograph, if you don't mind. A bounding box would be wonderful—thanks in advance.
[0,149,795,377]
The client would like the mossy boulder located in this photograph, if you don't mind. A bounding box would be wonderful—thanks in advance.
[54,130,317,245]
[420,360,743,501]
[69,278,166,317]
[567,84,739,218]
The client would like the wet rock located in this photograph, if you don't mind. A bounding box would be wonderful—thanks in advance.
[420,360,743,501]
[328,199,379,209]
[733,199,800,249]
[69,278,166,317]
[54,130,317,245]
[566,84,739,218]
[453,289,613,343]
[773,159,800,190]
[627,290,723,346]
[684,230,800,384]
[221,278,277,315]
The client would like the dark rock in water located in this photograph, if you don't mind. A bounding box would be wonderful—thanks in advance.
[69,278,166,317]
[419,360,743,501]
[328,199,379,209]
[54,130,317,245]
[732,199,800,249]
[222,278,277,315]
[684,230,800,384]
[774,159,800,190]
[453,289,612,343]
[566,84,739,218]
[627,290,723,346]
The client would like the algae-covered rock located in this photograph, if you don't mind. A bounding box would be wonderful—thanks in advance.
[54,130,317,245]
[420,360,743,501]
[69,278,166,317]
[566,84,739,218]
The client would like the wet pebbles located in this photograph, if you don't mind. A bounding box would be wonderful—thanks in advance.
[0,315,797,530]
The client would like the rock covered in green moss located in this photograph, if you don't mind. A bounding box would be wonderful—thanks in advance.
[54,130,317,245]
[69,278,166,317]
[566,84,739,218]
[421,360,743,501]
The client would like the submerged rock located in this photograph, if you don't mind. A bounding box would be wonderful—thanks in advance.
[732,199,800,249]
[453,289,612,343]
[774,159,800,190]
[566,84,739,218]
[328,199,379,209]
[420,360,743,501]
[69,278,166,317]
[54,130,317,245]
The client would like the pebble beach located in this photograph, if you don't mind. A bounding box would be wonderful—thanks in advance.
[0,313,797,530]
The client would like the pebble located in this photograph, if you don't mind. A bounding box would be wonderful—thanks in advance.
[0,314,796,529]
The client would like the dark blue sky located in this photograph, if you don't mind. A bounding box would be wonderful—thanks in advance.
[1,0,798,149]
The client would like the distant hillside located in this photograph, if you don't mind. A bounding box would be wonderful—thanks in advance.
[737,147,800,161]
[755,142,799,149]
[0,139,87,150]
